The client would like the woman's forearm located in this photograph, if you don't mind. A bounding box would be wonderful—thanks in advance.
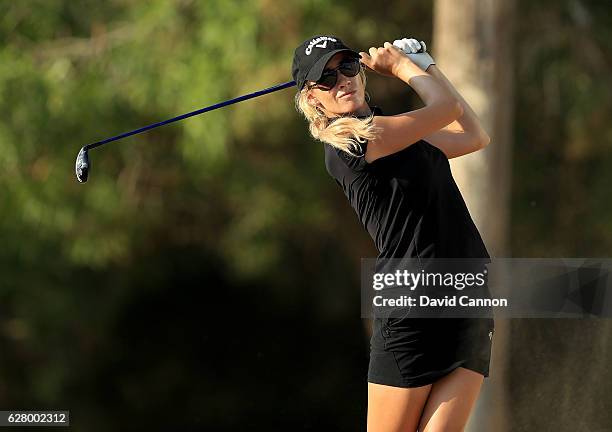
[393,59,462,112]
[426,65,490,141]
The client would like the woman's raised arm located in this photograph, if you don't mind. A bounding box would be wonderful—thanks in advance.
[422,65,491,159]
[359,43,463,163]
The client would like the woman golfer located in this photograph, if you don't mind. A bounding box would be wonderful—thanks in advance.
[292,35,495,431]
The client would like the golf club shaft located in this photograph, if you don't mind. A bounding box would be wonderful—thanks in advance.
[85,80,297,151]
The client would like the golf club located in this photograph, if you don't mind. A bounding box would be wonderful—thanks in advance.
[75,80,297,183]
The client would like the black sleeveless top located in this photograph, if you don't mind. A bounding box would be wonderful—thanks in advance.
[324,106,491,262]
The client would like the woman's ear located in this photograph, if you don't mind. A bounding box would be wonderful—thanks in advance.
[306,93,318,107]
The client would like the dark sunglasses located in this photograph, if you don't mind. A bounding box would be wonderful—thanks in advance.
[307,58,362,91]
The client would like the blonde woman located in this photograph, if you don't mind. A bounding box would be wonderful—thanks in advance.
[292,35,494,432]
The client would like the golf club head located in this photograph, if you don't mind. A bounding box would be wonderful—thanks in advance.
[75,147,90,183]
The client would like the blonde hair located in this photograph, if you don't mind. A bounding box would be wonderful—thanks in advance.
[294,67,380,157]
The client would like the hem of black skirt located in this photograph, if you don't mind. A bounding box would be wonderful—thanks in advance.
[368,360,489,389]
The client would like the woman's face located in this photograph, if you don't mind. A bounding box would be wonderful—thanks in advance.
[306,52,369,116]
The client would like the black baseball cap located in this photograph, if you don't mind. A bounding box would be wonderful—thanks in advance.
[292,35,361,91]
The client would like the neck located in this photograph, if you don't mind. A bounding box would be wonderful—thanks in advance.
[329,104,373,122]
[353,103,372,117]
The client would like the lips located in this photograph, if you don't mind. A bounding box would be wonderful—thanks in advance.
[339,91,355,99]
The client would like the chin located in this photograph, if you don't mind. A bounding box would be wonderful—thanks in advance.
[337,100,365,114]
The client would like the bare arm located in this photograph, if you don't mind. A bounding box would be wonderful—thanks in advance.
[422,65,491,158]
[358,44,463,163]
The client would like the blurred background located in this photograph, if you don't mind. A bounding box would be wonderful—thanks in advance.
[1,0,611,430]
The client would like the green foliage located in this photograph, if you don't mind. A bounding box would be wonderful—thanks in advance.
[0,1,381,427]
[513,0,612,256]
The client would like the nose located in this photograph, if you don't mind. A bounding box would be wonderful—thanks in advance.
[336,72,351,89]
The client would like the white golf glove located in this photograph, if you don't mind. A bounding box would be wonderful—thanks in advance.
[393,38,435,71]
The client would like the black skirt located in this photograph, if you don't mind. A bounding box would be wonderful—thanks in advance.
[368,317,494,388]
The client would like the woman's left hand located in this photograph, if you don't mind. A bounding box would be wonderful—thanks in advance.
[393,38,426,54]
[393,38,436,71]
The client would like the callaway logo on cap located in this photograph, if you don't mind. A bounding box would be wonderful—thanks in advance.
[292,35,360,90]
[304,36,338,55]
